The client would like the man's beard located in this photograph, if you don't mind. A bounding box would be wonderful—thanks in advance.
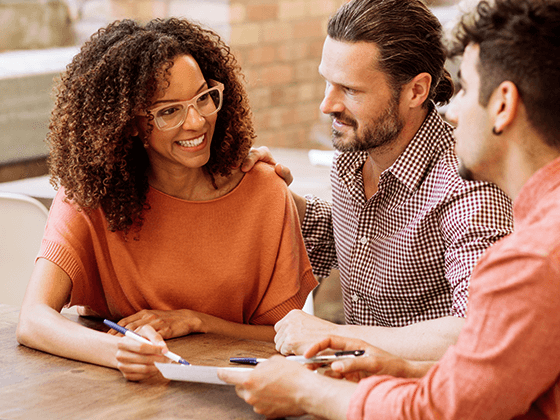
[331,96,405,153]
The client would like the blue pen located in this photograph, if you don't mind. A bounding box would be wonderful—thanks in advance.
[229,357,268,365]
[103,319,189,365]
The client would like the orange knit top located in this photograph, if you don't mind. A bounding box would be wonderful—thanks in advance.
[38,163,317,325]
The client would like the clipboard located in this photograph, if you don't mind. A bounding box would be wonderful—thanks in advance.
[155,362,253,385]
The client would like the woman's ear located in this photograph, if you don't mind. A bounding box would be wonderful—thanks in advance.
[490,81,519,134]
[127,119,140,138]
[131,122,140,138]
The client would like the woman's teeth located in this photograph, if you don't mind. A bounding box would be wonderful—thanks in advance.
[177,135,204,148]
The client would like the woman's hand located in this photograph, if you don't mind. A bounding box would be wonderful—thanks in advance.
[115,325,170,381]
[110,309,276,342]
[108,309,204,339]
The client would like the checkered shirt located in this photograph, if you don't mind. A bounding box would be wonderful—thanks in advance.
[302,108,514,327]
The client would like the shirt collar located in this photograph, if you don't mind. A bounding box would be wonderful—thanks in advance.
[390,106,454,192]
[514,154,560,222]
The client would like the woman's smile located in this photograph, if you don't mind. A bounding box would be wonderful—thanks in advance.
[176,134,206,149]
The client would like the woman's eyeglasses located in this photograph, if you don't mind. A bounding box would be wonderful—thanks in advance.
[145,80,224,131]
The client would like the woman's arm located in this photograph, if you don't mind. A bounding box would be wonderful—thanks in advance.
[17,258,168,380]
[17,258,120,367]
[114,309,276,342]
[197,312,276,341]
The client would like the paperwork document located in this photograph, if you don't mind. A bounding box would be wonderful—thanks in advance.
[155,363,253,385]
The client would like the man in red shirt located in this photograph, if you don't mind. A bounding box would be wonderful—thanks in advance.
[219,0,560,418]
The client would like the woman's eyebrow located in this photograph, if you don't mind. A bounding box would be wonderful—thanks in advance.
[152,81,209,105]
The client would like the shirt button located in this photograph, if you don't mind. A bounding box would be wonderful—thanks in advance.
[359,236,368,245]
[352,294,359,302]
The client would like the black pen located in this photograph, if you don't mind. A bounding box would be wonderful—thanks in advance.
[230,350,365,365]
[286,349,365,363]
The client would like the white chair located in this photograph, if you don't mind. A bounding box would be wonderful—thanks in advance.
[0,192,49,306]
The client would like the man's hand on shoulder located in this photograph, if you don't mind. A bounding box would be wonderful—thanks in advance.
[240,146,294,186]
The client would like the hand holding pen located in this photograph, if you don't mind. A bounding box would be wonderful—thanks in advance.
[303,335,429,381]
[230,350,365,366]
[104,319,189,365]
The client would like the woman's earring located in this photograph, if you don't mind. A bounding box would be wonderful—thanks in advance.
[143,142,150,149]
[492,127,503,135]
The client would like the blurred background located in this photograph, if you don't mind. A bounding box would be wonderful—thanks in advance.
[0,0,462,182]
[0,0,463,320]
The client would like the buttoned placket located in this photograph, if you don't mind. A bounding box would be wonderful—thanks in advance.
[344,162,389,324]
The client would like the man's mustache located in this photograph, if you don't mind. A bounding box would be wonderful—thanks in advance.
[331,112,358,129]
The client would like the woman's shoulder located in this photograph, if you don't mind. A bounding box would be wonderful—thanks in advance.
[243,162,289,191]
[50,187,80,215]
[190,163,287,203]
[49,187,105,228]
[247,161,281,181]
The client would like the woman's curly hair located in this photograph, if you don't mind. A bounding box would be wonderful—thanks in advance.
[48,18,255,234]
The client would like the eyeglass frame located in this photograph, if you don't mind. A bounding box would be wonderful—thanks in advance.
[142,80,224,131]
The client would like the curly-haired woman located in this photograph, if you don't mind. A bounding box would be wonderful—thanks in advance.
[16,18,316,381]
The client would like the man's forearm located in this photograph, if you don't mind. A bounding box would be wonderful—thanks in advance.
[336,316,465,361]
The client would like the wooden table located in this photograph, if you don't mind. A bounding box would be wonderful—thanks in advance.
[0,305,312,419]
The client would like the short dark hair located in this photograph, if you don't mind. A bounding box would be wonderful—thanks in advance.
[48,18,254,233]
[327,0,454,107]
[448,0,560,149]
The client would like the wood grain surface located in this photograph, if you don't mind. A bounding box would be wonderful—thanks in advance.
[0,305,315,419]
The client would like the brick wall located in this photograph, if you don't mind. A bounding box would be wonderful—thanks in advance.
[230,0,345,149]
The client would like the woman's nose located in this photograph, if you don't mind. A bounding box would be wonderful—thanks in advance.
[181,105,206,130]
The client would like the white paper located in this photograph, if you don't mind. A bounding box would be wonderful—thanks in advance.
[155,362,253,385]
